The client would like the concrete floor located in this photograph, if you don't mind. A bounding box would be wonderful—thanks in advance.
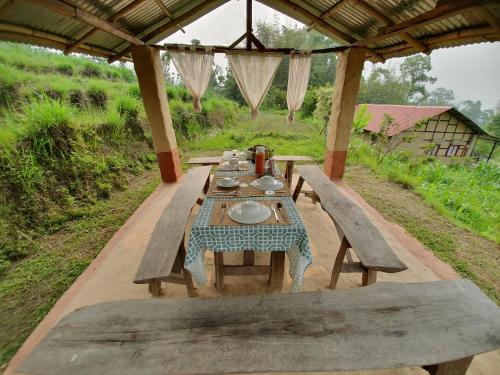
[6,176,499,375]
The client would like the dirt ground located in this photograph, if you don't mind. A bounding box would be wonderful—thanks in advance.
[345,164,500,304]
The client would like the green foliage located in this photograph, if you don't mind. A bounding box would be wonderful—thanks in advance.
[87,81,108,108]
[0,64,21,107]
[300,89,317,118]
[166,86,190,102]
[399,54,437,103]
[313,85,333,122]
[348,135,500,242]
[352,104,372,133]
[262,86,287,110]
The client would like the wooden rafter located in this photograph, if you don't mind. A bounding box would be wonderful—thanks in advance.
[307,0,347,31]
[246,0,252,50]
[257,0,385,62]
[153,0,185,33]
[375,26,499,57]
[0,0,14,16]
[360,0,496,48]
[109,0,225,63]
[26,0,144,46]
[65,0,149,55]
[478,6,500,31]
[0,22,130,60]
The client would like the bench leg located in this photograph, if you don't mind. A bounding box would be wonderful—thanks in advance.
[269,251,285,290]
[243,250,255,266]
[423,356,473,375]
[292,176,304,202]
[214,252,224,291]
[148,280,162,297]
[362,269,377,286]
[329,236,349,289]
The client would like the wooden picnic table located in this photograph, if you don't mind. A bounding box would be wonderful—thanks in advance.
[185,151,312,292]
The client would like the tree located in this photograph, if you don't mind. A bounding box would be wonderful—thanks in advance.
[458,100,490,125]
[486,111,500,137]
[399,54,437,104]
[371,113,422,164]
[423,87,455,106]
[358,67,407,104]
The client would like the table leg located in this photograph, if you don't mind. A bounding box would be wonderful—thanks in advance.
[269,251,285,290]
[285,161,294,187]
[329,236,349,289]
[243,250,254,266]
[214,252,224,291]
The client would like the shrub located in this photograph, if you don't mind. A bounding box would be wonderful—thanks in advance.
[128,84,141,99]
[81,62,103,78]
[0,65,20,107]
[313,85,333,122]
[167,86,190,102]
[115,96,143,138]
[300,89,317,118]
[68,89,88,108]
[262,86,287,110]
[56,63,73,76]
[87,82,107,108]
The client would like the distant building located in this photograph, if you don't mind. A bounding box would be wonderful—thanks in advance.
[357,104,495,160]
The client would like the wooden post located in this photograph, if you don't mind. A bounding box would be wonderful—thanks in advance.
[246,0,252,50]
[269,251,285,290]
[324,47,365,180]
[132,45,181,182]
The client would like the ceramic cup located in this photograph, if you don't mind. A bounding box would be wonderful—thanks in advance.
[259,175,276,187]
[219,177,236,187]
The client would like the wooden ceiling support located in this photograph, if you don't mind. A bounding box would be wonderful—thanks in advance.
[478,6,500,31]
[65,0,149,55]
[246,0,252,50]
[0,0,14,16]
[109,0,224,63]
[27,0,144,46]
[359,0,494,48]
[153,0,185,33]
[308,0,347,31]
[351,0,428,53]
[0,22,129,60]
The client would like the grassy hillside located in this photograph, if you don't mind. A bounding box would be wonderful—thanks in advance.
[0,42,238,367]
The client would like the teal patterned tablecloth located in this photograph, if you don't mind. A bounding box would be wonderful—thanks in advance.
[185,196,312,292]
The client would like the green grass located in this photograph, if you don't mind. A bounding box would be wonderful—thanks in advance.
[0,169,161,368]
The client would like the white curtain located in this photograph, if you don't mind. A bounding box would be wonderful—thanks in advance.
[287,52,311,124]
[168,46,214,112]
[227,52,283,119]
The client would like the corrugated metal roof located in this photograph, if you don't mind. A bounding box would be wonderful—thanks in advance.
[0,0,498,62]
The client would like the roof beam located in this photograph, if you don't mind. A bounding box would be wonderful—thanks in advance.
[109,0,225,63]
[357,0,495,48]
[0,21,130,60]
[308,0,348,30]
[478,6,500,31]
[26,0,145,46]
[152,0,185,33]
[351,0,428,53]
[258,0,384,62]
[65,0,149,55]
[0,0,15,16]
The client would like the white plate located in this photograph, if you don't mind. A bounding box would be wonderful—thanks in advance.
[217,179,239,188]
[228,202,271,224]
[252,179,284,191]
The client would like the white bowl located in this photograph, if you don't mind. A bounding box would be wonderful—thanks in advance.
[228,201,271,224]
[217,177,239,188]
[253,176,284,191]
[228,157,239,166]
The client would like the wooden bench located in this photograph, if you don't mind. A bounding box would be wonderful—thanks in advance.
[293,165,406,288]
[18,280,500,375]
[133,166,212,297]
[273,155,313,186]
[187,156,222,165]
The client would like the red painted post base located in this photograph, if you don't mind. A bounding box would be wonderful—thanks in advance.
[156,149,182,182]
[324,150,347,180]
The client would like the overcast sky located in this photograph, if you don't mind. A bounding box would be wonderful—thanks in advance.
[160,0,500,110]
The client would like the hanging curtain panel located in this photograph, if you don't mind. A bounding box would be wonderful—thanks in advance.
[287,52,312,124]
[227,52,283,120]
[168,46,214,112]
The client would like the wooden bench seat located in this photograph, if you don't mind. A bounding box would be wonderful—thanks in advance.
[293,165,406,288]
[187,156,222,165]
[18,280,500,375]
[133,166,212,297]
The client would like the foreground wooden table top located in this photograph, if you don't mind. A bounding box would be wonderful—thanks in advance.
[18,280,500,375]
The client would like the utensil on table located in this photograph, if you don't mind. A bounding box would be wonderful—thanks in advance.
[277,202,284,220]
[271,204,279,222]
[212,190,238,196]
[220,202,227,224]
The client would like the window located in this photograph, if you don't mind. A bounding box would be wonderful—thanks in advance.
[446,144,459,156]
[428,145,439,156]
